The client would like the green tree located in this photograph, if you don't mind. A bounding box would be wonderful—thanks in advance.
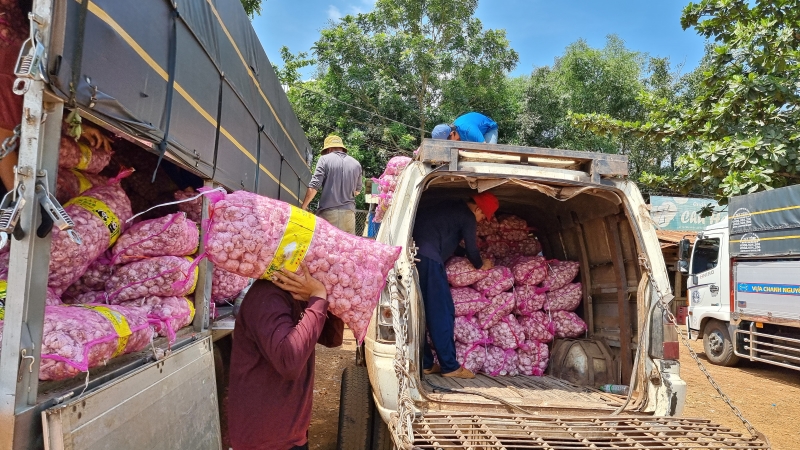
[240,0,262,18]
[278,0,518,179]
[574,0,800,201]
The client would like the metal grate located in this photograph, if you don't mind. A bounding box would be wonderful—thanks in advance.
[410,413,770,449]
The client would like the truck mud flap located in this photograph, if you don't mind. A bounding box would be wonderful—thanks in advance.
[406,412,769,449]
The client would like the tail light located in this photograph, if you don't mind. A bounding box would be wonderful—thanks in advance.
[662,316,680,360]
[377,290,395,342]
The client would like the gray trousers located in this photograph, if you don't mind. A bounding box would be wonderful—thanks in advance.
[318,208,356,234]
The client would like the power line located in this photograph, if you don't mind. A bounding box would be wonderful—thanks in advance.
[290,83,431,134]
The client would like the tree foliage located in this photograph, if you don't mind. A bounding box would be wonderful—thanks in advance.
[574,0,800,201]
[239,0,262,19]
[277,0,518,179]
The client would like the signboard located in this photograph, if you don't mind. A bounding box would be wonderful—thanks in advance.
[650,196,727,232]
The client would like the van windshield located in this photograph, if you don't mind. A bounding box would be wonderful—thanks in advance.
[691,238,720,274]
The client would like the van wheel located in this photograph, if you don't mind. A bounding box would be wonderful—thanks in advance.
[337,366,373,450]
[371,408,394,450]
[703,320,740,366]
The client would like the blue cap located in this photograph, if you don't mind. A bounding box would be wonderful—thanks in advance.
[431,124,451,140]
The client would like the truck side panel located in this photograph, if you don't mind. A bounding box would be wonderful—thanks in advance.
[735,260,800,326]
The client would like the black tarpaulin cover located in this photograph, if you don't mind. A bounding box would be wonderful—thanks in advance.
[49,0,312,204]
[729,184,800,257]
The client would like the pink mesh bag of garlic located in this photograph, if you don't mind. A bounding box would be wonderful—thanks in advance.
[454,315,489,344]
[174,187,203,223]
[476,218,499,237]
[451,287,489,317]
[48,180,133,296]
[519,311,555,343]
[372,156,411,224]
[38,304,153,380]
[484,241,511,258]
[499,215,528,231]
[483,345,519,377]
[514,285,546,316]
[212,267,251,303]
[456,341,488,374]
[111,213,199,264]
[488,314,528,350]
[62,255,114,303]
[538,260,580,293]
[204,190,401,344]
[56,168,108,203]
[124,296,195,343]
[476,292,515,329]
[105,256,198,303]
[545,283,582,311]
[473,266,513,297]
[509,238,542,257]
[58,135,112,174]
[552,310,587,338]
[517,340,549,376]
[512,256,547,286]
[445,256,488,287]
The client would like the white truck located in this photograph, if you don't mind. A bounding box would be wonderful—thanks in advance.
[682,184,800,371]
[335,140,769,449]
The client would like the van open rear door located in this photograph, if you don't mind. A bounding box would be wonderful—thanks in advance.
[402,412,769,449]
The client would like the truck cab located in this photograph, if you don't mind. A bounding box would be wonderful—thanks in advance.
[685,219,737,365]
[332,140,765,449]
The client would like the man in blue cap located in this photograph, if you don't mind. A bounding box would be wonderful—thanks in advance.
[432,112,498,143]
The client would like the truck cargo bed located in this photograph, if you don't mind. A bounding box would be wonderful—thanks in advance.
[422,373,625,413]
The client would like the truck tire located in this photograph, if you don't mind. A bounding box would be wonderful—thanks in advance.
[703,320,740,366]
[337,366,373,450]
[371,409,394,450]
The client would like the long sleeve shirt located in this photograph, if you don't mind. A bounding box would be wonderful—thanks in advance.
[412,200,483,268]
[453,112,498,143]
[308,151,363,213]
[228,280,344,450]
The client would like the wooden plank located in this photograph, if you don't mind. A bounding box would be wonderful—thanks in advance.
[572,211,595,336]
[605,215,633,384]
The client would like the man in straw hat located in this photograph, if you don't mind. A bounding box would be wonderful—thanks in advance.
[301,135,363,234]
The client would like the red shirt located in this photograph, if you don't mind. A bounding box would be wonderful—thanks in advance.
[228,280,344,450]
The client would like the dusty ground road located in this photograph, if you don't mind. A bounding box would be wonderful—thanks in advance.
[309,330,800,449]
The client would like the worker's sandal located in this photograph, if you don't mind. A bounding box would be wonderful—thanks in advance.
[423,364,441,375]
[442,366,475,379]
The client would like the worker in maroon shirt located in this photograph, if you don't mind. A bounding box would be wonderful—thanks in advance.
[228,263,344,450]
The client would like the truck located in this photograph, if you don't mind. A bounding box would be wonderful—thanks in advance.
[336,139,770,449]
[681,184,800,371]
[0,0,312,448]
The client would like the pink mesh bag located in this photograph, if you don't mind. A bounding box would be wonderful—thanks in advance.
[537,260,580,293]
[124,296,195,343]
[483,345,519,377]
[62,255,114,303]
[111,213,199,264]
[487,314,528,350]
[476,292,515,330]
[514,285,546,316]
[473,266,513,297]
[445,256,488,287]
[545,283,582,312]
[456,341,488,374]
[518,311,555,343]
[552,310,588,338]
[105,256,198,304]
[211,267,251,303]
[38,304,153,380]
[511,256,547,286]
[451,287,489,317]
[48,180,133,296]
[517,340,549,376]
[55,168,108,204]
[204,190,401,344]
[454,315,489,345]
[58,135,113,174]
[174,187,203,223]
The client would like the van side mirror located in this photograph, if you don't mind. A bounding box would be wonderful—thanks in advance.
[678,239,690,262]
[678,259,689,274]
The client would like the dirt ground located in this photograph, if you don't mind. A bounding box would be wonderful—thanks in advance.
[310,329,799,449]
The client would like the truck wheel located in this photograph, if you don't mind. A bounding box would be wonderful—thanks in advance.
[703,321,740,366]
[371,408,394,450]
[337,366,373,450]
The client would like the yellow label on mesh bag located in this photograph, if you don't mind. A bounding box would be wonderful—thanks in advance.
[0,280,6,304]
[81,305,133,358]
[65,196,121,246]
[185,297,196,322]
[76,142,93,170]
[184,257,199,294]
[71,169,93,193]
[261,205,317,279]
[0,307,4,321]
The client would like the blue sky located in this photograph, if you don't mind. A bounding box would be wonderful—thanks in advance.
[252,0,707,78]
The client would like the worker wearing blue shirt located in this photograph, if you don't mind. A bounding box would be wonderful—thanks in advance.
[431,112,499,143]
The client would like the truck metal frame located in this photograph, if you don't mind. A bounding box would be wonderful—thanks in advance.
[0,0,311,448]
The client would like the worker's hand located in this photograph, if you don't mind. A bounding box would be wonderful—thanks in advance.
[81,124,112,153]
[273,262,327,301]
[301,205,309,211]
[480,260,494,270]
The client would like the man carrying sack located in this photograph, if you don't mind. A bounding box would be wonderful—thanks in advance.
[301,135,363,234]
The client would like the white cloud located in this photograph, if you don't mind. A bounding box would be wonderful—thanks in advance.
[348,0,376,15]
[328,5,343,21]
